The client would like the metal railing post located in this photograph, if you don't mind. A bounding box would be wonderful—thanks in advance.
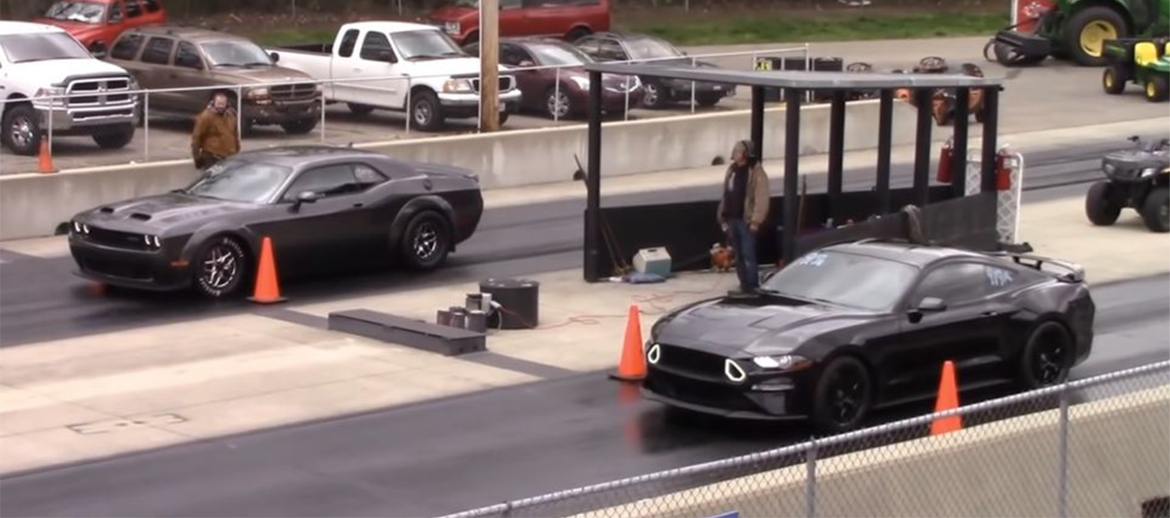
[48,97,55,158]
[554,67,561,123]
[1057,383,1070,518]
[319,87,326,143]
[624,75,631,121]
[143,92,150,162]
[236,86,242,141]
[804,43,812,103]
[405,76,412,135]
[806,438,818,518]
[690,56,697,113]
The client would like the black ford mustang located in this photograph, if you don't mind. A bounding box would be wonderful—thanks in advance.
[643,240,1095,433]
[68,146,483,298]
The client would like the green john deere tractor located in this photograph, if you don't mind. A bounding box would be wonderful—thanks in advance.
[990,0,1170,66]
[1102,38,1170,101]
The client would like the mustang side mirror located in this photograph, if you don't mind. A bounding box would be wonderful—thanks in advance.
[908,297,946,323]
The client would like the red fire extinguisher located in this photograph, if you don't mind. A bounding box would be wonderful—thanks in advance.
[937,137,954,184]
[995,147,1013,191]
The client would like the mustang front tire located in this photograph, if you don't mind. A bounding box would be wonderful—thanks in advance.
[193,236,248,299]
[401,211,450,270]
[811,355,873,434]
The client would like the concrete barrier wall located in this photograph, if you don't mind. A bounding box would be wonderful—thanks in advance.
[0,100,916,241]
[573,385,1170,518]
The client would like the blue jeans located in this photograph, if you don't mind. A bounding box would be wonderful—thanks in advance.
[728,219,759,291]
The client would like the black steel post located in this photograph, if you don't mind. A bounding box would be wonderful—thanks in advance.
[827,91,846,222]
[783,89,801,264]
[952,87,969,198]
[583,71,603,282]
[751,86,765,157]
[912,88,932,208]
[981,86,1000,193]
[876,89,893,215]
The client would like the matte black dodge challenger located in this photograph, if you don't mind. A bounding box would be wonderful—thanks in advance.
[68,146,483,298]
[643,240,1095,433]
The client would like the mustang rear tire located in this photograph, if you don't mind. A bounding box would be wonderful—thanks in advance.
[1018,321,1073,390]
[400,211,450,271]
[193,236,248,299]
[1085,181,1121,226]
[1141,187,1169,233]
[811,355,873,434]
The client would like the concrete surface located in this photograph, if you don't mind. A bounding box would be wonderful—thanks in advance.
[571,384,1170,518]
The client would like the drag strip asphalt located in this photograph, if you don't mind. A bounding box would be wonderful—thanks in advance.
[0,142,1116,348]
[0,274,1166,518]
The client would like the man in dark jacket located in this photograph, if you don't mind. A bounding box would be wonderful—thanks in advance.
[717,140,770,294]
[191,92,240,170]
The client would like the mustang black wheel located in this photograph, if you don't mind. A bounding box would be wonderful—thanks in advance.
[1019,321,1073,390]
[401,211,450,270]
[194,236,248,299]
[812,355,873,434]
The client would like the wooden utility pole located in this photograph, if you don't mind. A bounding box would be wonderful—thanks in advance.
[479,0,500,131]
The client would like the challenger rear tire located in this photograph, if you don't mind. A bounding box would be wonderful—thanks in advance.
[1085,181,1121,226]
[1018,321,1073,390]
[811,355,873,434]
[400,211,450,271]
[193,236,249,299]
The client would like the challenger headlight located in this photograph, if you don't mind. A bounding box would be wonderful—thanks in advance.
[71,221,90,235]
[752,354,811,371]
[143,234,161,249]
[443,78,474,93]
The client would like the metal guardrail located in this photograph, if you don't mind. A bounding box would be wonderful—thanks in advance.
[0,45,810,170]
[440,360,1170,518]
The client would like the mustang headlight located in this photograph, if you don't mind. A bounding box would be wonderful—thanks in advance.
[443,78,475,93]
[646,343,661,364]
[752,354,811,371]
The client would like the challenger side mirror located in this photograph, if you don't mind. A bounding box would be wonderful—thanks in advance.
[292,191,323,209]
[908,297,946,324]
[269,51,280,63]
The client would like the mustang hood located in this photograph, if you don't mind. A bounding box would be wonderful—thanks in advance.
[82,193,252,232]
[654,297,873,357]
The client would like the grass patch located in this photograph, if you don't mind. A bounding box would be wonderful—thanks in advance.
[251,28,339,46]
[625,12,1009,46]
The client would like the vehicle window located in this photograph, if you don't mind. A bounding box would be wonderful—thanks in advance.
[392,30,464,60]
[140,36,174,65]
[337,29,360,58]
[529,42,592,66]
[184,160,293,204]
[909,262,1001,307]
[125,0,142,17]
[143,0,161,12]
[354,164,389,187]
[624,36,680,60]
[597,39,627,61]
[575,37,601,56]
[174,42,203,69]
[761,250,920,312]
[501,0,522,8]
[0,33,91,63]
[359,32,395,61]
[108,1,123,22]
[110,33,145,60]
[200,41,271,67]
[500,45,532,66]
[43,1,106,24]
[283,165,362,201]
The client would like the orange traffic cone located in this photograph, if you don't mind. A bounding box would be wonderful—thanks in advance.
[608,304,646,382]
[37,136,56,174]
[247,236,286,304]
[930,360,962,436]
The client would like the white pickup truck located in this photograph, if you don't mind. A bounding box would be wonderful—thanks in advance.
[0,21,138,156]
[267,21,522,131]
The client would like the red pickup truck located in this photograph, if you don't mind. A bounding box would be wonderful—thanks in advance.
[427,0,610,46]
[34,0,167,57]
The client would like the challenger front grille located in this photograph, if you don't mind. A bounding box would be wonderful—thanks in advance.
[270,83,318,101]
[84,226,150,251]
[66,77,135,109]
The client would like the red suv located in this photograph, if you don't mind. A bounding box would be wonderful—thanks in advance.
[35,0,167,57]
[427,0,609,46]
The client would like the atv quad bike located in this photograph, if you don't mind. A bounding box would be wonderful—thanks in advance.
[1085,135,1170,232]
[893,57,987,126]
[1101,38,1170,101]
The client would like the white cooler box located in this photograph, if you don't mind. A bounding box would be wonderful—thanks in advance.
[633,247,672,277]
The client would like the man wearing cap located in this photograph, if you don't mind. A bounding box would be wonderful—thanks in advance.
[717,140,770,295]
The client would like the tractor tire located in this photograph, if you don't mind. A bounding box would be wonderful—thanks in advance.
[1063,7,1128,67]
[1102,65,1127,94]
[1145,75,1169,103]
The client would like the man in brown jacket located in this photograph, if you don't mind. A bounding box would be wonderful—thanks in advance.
[717,139,770,294]
[191,92,240,170]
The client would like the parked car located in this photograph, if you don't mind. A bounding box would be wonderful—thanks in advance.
[427,0,609,47]
[464,37,642,118]
[68,145,484,299]
[0,21,138,156]
[267,22,522,131]
[642,240,1094,433]
[106,26,322,135]
[573,32,735,109]
[34,0,167,57]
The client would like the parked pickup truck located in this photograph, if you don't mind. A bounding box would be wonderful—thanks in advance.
[0,21,138,156]
[267,21,522,131]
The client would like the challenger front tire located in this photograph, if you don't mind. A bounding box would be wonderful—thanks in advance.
[193,236,248,299]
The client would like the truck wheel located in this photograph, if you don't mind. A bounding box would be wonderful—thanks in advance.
[2,104,41,156]
[92,124,136,149]
[410,90,444,131]
[1085,181,1121,226]
[347,103,375,116]
[281,118,318,135]
[1102,66,1127,94]
[1141,187,1169,233]
[1145,75,1169,103]
[1064,7,1127,66]
[545,87,573,119]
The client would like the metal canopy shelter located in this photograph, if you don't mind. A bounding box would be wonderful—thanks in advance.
[580,63,1006,283]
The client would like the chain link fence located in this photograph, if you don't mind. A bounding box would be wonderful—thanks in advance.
[443,360,1170,518]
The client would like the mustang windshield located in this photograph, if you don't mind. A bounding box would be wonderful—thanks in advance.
[760,250,918,311]
[185,160,293,203]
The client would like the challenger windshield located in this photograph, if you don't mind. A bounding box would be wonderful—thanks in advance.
[43,1,106,24]
[201,41,273,67]
[185,160,293,203]
[392,30,463,60]
[0,33,92,63]
[760,250,918,311]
